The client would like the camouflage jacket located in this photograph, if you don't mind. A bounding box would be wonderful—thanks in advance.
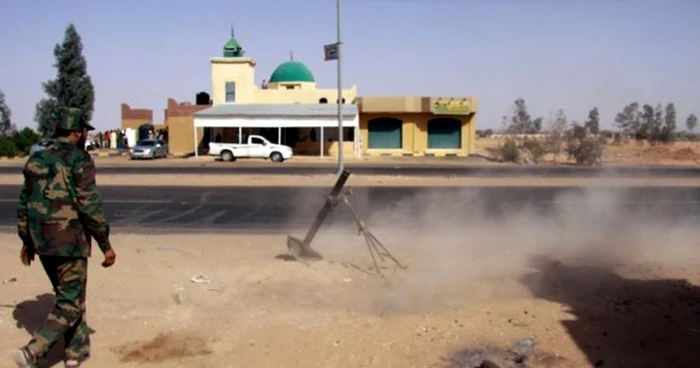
[17,137,112,257]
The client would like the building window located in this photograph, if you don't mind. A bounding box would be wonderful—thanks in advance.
[336,98,346,104]
[225,81,236,102]
[319,98,328,104]
[286,85,295,90]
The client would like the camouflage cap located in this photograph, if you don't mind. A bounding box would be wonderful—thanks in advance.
[57,107,95,131]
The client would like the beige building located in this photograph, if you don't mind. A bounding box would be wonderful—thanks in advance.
[122,29,479,158]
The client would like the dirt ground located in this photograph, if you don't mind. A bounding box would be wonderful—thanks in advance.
[475,137,700,166]
[2,220,700,367]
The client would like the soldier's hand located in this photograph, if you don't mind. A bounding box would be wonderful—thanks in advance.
[20,245,34,266]
[102,248,116,268]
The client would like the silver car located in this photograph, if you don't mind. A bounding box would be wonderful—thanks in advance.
[129,139,168,159]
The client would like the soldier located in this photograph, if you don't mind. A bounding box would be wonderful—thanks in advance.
[11,107,116,368]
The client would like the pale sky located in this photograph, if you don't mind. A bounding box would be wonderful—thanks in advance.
[1,0,698,131]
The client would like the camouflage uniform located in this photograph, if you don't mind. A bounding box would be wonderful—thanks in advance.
[15,107,112,367]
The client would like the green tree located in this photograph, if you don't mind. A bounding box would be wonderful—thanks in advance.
[0,136,19,157]
[687,114,698,132]
[0,89,13,135]
[661,103,677,143]
[584,107,600,134]
[532,117,543,134]
[34,24,95,137]
[545,109,567,162]
[614,102,641,137]
[646,104,664,143]
[11,127,41,154]
[502,98,542,134]
[638,104,656,141]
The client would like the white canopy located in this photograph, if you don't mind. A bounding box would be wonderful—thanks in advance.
[191,103,361,159]
[194,115,359,128]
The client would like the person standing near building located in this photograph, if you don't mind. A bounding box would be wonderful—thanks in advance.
[11,107,116,368]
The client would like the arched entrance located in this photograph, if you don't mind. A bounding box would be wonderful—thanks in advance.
[427,118,462,149]
[368,118,403,149]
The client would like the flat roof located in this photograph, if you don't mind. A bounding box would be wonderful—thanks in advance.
[356,96,478,114]
[193,103,358,118]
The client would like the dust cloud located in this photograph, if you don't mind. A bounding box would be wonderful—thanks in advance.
[286,177,700,315]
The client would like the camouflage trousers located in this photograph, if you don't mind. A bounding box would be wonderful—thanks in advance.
[26,256,90,361]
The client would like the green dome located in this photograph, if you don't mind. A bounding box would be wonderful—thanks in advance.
[223,37,244,57]
[269,61,315,83]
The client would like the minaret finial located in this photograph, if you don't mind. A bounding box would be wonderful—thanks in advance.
[290,50,294,61]
[231,24,235,38]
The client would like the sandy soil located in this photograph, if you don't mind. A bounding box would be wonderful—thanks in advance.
[2,219,700,367]
[476,137,700,166]
[0,173,699,188]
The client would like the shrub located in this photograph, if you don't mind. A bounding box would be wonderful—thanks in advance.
[521,137,547,164]
[565,125,605,165]
[11,127,41,155]
[0,135,19,157]
[0,127,41,157]
[499,137,520,163]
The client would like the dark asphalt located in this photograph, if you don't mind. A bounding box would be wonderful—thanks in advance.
[0,185,698,234]
[1,164,700,177]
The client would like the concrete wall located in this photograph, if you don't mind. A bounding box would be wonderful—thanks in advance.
[356,96,478,114]
[295,132,355,156]
[255,84,357,104]
[356,96,478,156]
[121,103,153,130]
[165,95,478,157]
[164,98,211,155]
[210,57,357,105]
[210,57,257,104]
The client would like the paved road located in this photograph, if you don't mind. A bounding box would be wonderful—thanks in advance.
[1,164,700,177]
[0,185,698,234]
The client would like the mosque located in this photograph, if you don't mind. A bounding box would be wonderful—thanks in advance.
[120,29,478,158]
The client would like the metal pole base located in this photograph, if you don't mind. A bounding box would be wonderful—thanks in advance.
[281,179,406,276]
[283,170,351,262]
[338,188,406,276]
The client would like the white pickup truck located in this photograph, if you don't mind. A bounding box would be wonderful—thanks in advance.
[208,135,294,163]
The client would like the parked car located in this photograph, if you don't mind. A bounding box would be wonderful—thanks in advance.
[29,139,56,155]
[129,139,168,159]
[208,135,293,163]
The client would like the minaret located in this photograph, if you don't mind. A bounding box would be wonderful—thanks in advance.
[223,24,244,57]
[211,25,257,104]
